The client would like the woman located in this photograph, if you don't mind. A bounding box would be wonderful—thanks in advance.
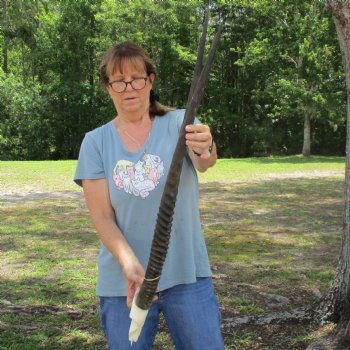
[74,42,224,350]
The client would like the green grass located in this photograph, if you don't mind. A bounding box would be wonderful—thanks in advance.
[198,155,344,182]
[0,155,345,349]
[0,160,78,193]
[0,155,344,193]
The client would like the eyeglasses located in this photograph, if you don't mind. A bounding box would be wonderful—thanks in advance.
[108,77,148,93]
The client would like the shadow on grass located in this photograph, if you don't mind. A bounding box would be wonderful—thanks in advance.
[0,198,174,349]
[200,177,343,233]
[201,179,342,305]
[0,175,345,350]
[0,273,105,350]
[199,177,343,349]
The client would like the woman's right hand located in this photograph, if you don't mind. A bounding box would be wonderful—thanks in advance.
[123,260,145,308]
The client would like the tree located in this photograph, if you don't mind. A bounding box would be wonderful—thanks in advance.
[306,1,350,348]
[0,0,54,160]
[0,0,9,73]
[0,69,51,159]
[234,0,344,157]
[0,0,347,159]
[39,0,102,159]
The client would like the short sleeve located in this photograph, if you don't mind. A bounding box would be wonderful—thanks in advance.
[73,132,105,187]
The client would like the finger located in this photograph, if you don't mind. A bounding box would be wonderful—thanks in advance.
[186,140,211,150]
[199,149,211,159]
[185,124,209,133]
[185,126,212,143]
[185,132,210,142]
[127,270,144,285]
[127,295,132,308]
[185,130,210,140]
[134,275,144,286]
[152,289,159,303]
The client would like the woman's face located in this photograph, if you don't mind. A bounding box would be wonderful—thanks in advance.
[106,59,154,118]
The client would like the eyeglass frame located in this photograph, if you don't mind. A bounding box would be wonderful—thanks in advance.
[108,77,149,93]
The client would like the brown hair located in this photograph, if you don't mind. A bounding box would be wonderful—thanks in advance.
[99,42,172,118]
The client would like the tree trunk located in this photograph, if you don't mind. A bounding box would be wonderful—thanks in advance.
[1,0,9,74]
[307,1,350,348]
[302,111,311,156]
[324,0,350,319]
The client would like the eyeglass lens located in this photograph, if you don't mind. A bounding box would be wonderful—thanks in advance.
[110,78,147,92]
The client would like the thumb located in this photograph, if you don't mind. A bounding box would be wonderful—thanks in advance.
[129,271,144,285]
[135,275,144,285]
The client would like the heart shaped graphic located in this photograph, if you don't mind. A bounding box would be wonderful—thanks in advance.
[113,153,164,199]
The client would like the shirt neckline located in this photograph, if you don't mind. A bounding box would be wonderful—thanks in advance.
[108,116,159,157]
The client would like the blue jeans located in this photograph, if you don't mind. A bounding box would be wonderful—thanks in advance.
[100,277,224,350]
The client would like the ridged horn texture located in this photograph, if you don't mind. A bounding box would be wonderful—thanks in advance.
[136,13,223,311]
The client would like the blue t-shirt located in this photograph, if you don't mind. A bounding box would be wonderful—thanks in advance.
[74,109,211,296]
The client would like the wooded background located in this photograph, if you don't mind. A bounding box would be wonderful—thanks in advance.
[0,0,346,160]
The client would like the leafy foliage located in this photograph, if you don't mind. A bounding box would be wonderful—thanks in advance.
[0,69,51,159]
[0,0,346,159]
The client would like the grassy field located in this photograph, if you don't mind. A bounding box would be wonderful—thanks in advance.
[0,155,344,193]
[0,156,346,349]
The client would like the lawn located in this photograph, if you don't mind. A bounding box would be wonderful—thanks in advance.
[0,156,345,349]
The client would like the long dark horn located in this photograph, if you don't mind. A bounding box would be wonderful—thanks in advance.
[187,8,209,101]
[136,18,222,311]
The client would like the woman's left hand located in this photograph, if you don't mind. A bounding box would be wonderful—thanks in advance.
[185,124,213,159]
